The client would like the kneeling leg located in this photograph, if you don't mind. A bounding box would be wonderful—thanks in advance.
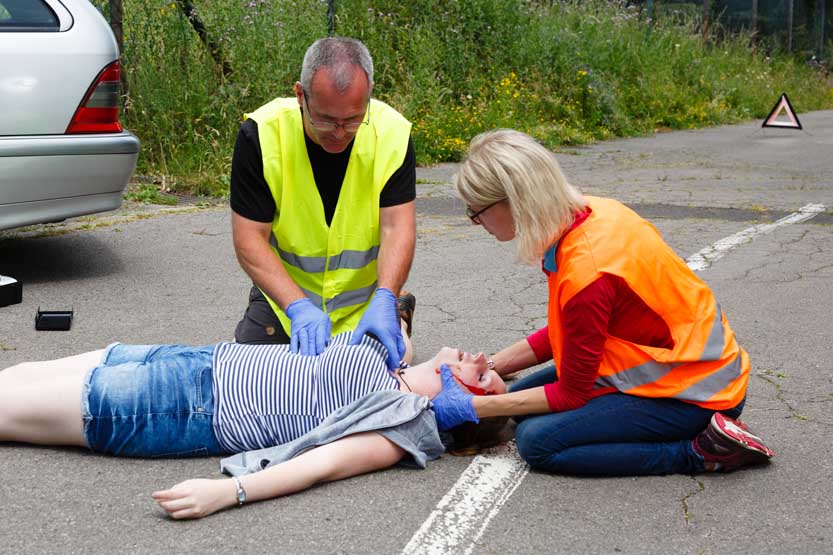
[515,394,714,476]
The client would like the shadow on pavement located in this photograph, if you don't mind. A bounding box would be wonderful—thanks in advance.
[0,235,123,284]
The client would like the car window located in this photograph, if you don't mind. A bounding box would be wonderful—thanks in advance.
[0,0,59,32]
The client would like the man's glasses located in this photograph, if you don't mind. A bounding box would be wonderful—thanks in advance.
[465,200,503,224]
[302,90,370,133]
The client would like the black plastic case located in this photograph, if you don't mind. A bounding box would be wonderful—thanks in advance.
[35,309,74,331]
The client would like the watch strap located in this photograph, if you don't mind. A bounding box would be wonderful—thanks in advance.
[232,476,247,506]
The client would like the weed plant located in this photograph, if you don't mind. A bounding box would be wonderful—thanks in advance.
[95,0,833,195]
[124,184,179,205]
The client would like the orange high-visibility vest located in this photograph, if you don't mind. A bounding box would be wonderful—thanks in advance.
[547,196,749,410]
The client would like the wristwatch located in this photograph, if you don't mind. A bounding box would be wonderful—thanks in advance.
[232,476,247,506]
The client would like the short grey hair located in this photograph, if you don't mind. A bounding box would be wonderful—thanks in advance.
[300,37,374,97]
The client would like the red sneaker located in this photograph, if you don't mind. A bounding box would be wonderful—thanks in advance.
[692,413,775,472]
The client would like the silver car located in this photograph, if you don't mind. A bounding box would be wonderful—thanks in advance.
[0,0,140,231]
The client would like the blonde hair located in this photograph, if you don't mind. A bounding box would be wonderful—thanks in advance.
[455,129,586,264]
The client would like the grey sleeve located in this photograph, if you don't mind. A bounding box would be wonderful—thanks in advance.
[220,391,445,476]
[378,409,445,469]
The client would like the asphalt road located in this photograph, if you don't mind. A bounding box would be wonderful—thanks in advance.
[1,112,831,554]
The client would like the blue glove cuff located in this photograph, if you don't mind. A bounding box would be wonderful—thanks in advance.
[285,297,312,317]
[374,287,396,302]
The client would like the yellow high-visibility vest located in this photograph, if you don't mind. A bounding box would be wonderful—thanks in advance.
[547,197,749,410]
[247,97,411,335]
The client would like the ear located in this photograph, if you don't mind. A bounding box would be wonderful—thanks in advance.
[294,82,304,106]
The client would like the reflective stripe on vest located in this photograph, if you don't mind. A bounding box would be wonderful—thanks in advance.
[595,352,744,402]
[275,241,380,273]
[298,281,378,313]
[700,305,727,361]
[673,352,743,402]
[593,305,741,400]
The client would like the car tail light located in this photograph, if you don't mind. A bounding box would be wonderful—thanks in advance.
[66,61,123,134]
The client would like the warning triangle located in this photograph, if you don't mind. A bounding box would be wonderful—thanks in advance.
[762,93,802,129]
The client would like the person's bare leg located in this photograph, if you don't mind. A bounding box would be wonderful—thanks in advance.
[0,349,104,446]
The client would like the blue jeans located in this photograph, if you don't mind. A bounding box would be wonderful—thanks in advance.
[82,343,226,457]
[509,366,744,476]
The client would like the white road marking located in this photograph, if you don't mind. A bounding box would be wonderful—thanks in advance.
[404,202,825,554]
[401,442,528,555]
[686,203,826,271]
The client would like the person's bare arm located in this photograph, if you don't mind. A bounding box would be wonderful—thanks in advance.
[152,432,405,520]
[231,211,305,310]
[472,386,551,418]
[377,201,415,295]
[490,338,540,377]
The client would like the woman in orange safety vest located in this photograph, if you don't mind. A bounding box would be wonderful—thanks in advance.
[431,129,774,475]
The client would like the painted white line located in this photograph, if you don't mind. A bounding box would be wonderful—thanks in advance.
[401,442,529,555]
[404,202,826,555]
[686,203,825,271]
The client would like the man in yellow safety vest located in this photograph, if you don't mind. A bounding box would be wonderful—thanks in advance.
[230,37,415,370]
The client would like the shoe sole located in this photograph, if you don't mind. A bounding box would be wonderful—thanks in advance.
[712,413,775,458]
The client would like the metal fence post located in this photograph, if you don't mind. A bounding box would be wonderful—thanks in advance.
[327,0,336,36]
[817,0,827,57]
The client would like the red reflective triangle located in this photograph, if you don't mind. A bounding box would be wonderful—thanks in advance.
[762,93,802,129]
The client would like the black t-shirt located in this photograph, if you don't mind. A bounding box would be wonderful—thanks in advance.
[230,117,416,226]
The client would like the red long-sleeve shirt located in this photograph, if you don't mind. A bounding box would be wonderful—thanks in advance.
[527,217,675,412]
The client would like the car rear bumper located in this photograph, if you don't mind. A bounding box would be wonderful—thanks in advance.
[0,192,126,231]
[0,131,140,157]
[0,131,140,230]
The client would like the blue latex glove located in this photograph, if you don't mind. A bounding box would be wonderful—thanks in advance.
[285,297,332,356]
[349,287,405,370]
[431,363,479,432]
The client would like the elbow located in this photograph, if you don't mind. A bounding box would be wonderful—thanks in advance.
[543,383,593,413]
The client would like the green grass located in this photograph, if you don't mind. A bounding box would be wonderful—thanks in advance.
[124,184,179,205]
[95,0,833,196]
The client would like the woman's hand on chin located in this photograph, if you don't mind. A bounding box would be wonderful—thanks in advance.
[152,478,237,520]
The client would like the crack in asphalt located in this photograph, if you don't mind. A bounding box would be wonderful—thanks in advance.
[681,478,706,526]
[756,369,812,422]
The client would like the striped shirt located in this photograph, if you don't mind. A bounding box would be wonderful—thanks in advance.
[211,332,400,453]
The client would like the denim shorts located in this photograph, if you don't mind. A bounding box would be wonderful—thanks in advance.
[82,343,226,457]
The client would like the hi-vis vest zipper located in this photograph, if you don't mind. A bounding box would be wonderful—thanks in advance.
[247,97,411,336]
[547,196,749,411]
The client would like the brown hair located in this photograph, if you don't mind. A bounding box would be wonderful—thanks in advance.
[446,416,515,456]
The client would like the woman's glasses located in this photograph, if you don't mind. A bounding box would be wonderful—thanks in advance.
[465,200,503,224]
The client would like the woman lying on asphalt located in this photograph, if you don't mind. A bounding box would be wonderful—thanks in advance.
[430,129,775,476]
[0,326,507,520]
